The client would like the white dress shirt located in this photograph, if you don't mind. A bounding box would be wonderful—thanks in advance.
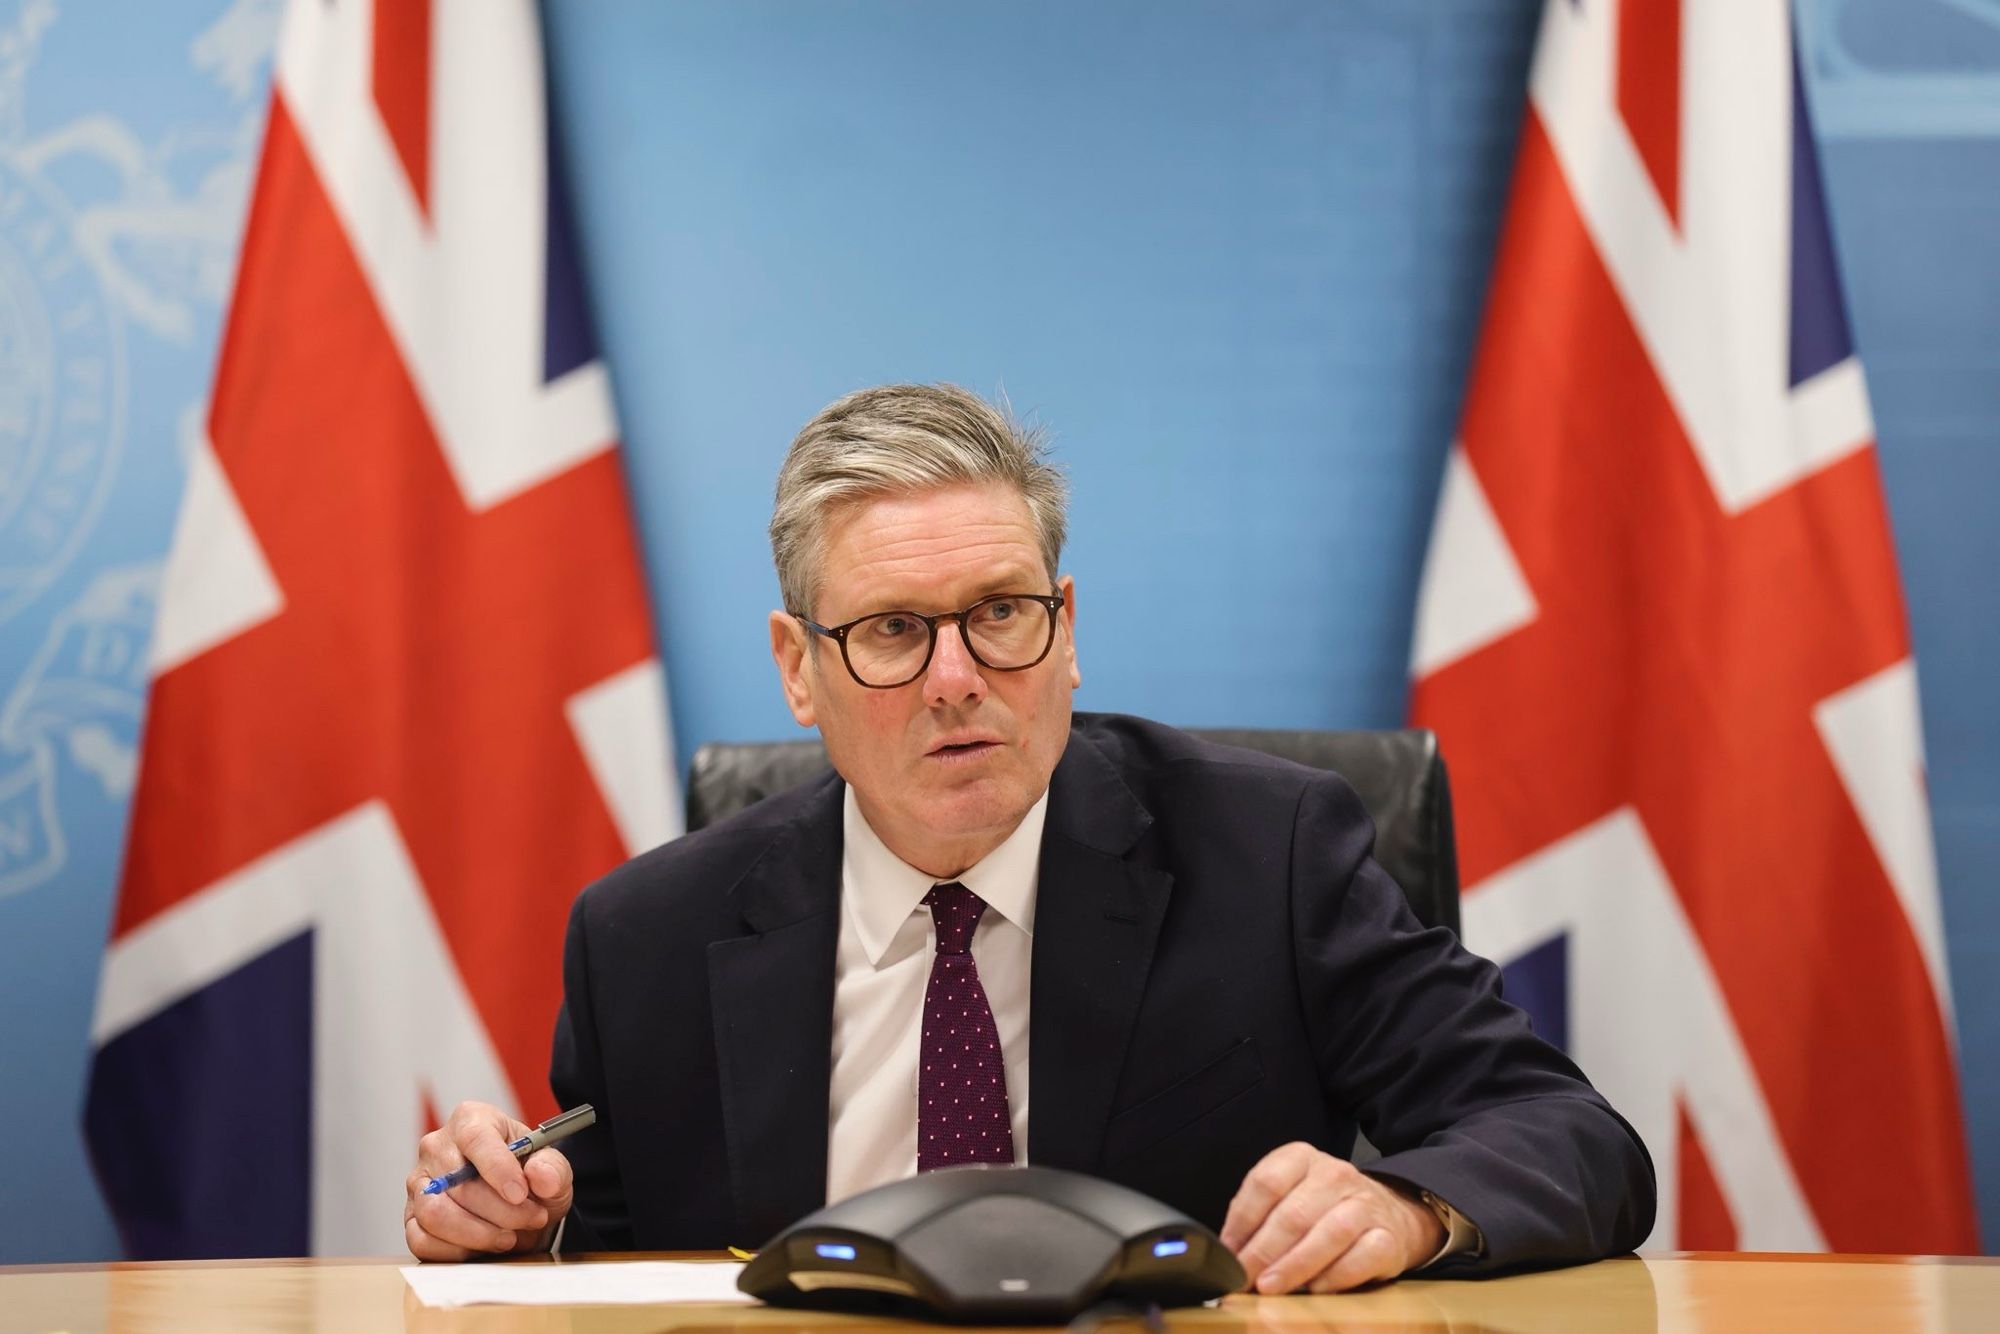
[825,784,1045,1205]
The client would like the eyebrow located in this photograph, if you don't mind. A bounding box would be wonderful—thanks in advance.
[852,576,1050,619]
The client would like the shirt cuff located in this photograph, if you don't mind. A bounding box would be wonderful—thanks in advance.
[1412,1189,1484,1269]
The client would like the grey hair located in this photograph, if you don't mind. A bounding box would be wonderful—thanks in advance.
[770,383,1069,617]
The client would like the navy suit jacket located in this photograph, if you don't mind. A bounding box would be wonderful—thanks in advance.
[551,713,1655,1271]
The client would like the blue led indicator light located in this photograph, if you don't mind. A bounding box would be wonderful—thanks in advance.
[815,1243,858,1261]
[1152,1238,1189,1258]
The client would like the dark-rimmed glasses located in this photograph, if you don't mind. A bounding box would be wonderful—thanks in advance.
[795,592,1066,689]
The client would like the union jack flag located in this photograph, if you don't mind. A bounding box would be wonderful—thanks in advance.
[85,0,678,1258]
[1410,0,1976,1253]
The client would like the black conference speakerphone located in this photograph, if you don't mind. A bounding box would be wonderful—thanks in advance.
[737,1164,1246,1323]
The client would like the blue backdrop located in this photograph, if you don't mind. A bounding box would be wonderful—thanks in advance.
[0,0,1991,1261]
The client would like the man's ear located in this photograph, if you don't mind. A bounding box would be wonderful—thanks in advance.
[769,611,818,727]
[1056,574,1080,689]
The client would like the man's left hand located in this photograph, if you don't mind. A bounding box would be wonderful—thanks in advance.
[1220,1142,1445,1294]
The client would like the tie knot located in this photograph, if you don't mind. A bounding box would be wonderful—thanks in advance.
[925,882,987,955]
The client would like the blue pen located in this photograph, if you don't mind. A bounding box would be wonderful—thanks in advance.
[422,1104,596,1195]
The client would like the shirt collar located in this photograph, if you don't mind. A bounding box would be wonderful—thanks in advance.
[842,784,1047,967]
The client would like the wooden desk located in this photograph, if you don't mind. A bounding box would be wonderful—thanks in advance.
[2,1253,1994,1334]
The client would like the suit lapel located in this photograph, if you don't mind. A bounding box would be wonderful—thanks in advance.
[1028,729,1171,1174]
[708,775,843,1243]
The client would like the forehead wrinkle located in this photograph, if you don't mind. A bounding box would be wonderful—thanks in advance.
[855,527,1028,576]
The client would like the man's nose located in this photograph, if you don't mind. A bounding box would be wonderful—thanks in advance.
[924,621,989,705]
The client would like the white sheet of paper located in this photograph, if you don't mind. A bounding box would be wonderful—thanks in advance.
[400,1259,754,1308]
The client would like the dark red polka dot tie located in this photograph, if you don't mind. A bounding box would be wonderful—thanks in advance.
[918,882,1015,1172]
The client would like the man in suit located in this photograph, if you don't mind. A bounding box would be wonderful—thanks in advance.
[405,384,1655,1290]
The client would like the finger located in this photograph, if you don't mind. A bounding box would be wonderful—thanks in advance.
[414,1126,475,1182]
[522,1147,574,1210]
[406,1212,476,1263]
[1233,1153,1370,1287]
[419,1103,521,1168]
[440,1175,553,1233]
[1237,1182,1345,1290]
[1255,1196,1368,1294]
[1307,1225,1403,1294]
[455,1117,532,1205]
[409,1146,548,1232]
[410,1187,525,1256]
[1220,1143,1315,1252]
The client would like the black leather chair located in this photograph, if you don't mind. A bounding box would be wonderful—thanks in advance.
[687,728,1460,935]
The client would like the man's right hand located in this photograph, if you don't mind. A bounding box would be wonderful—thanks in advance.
[404,1101,575,1261]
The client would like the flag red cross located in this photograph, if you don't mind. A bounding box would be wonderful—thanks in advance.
[115,102,654,1117]
[1409,115,1976,1253]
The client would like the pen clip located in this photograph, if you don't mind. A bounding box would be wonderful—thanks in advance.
[535,1104,595,1137]
[521,1103,597,1153]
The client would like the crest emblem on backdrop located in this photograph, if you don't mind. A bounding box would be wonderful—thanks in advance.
[0,15,124,899]
[0,0,268,906]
